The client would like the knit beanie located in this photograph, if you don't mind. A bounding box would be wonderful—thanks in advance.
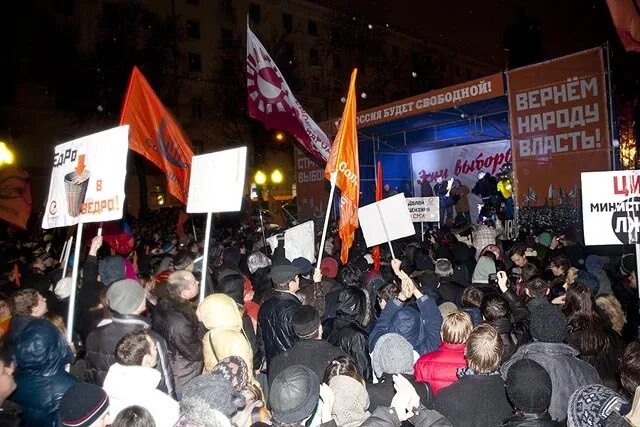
[98,255,126,286]
[106,279,146,314]
[320,257,338,279]
[329,375,371,427]
[505,359,552,413]
[210,356,249,393]
[269,365,320,424]
[181,373,246,418]
[371,333,414,379]
[59,383,109,427]
[438,302,459,318]
[567,384,627,427]
[529,303,568,343]
[292,305,320,339]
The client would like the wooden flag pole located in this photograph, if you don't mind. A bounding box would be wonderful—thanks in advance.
[66,223,84,343]
[199,212,213,303]
[316,172,337,270]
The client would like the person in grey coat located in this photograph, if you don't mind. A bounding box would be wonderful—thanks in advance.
[501,301,601,422]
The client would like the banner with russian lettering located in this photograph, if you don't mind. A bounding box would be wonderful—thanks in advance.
[411,140,511,223]
[582,170,640,245]
[42,126,129,229]
[507,47,611,208]
[294,146,329,219]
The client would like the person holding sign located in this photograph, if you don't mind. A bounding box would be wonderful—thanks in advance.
[369,259,443,357]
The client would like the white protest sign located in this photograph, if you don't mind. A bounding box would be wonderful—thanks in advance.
[187,147,247,213]
[42,126,129,229]
[582,170,640,246]
[406,197,440,222]
[358,193,416,248]
[267,220,316,263]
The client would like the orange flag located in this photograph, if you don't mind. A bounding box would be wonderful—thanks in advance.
[325,69,359,264]
[120,66,193,204]
[372,160,383,271]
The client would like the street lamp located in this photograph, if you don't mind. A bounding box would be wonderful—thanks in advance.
[271,169,283,184]
[254,170,267,185]
[275,132,285,142]
[0,142,15,166]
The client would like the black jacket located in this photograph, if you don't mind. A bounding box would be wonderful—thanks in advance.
[151,297,207,394]
[85,313,176,397]
[268,339,346,387]
[258,291,301,365]
[500,413,562,427]
[434,374,513,427]
[488,317,518,363]
[324,317,372,382]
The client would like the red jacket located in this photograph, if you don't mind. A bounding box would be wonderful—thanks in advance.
[414,342,466,395]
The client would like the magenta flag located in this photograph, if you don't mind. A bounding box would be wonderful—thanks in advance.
[247,26,330,161]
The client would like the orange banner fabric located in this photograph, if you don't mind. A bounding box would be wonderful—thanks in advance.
[507,48,611,207]
[120,67,193,204]
[325,69,360,264]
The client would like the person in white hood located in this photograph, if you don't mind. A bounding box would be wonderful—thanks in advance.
[103,330,179,427]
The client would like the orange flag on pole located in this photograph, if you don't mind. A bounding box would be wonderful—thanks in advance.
[120,66,193,204]
[324,69,359,264]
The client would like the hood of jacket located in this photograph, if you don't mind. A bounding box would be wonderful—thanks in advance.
[472,256,496,284]
[198,293,242,331]
[14,318,73,376]
[336,286,369,325]
[103,363,161,394]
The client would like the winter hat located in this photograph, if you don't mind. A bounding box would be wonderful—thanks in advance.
[270,265,301,285]
[292,257,313,276]
[329,375,371,427]
[320,257,339,279]
[59,383,109,427]
[537,232,553,248]
[415,252,435,271]
[54,277,73,300]
[364,272,385,296]
[567,384,627,427]
[480,244,504,262]
[247,251,271,274]
[216,273,244,306]
[471,256,496,284]
[211,356,249,393]
[270,365,320,424]
[529,303,568,343]
[438,302,459,318]
[98,255,126,286]
[371,333,414,379]
[106,279,146,314]
[585,255,606,272]
[222,247,241,267]
[181,373,246,418]
[292,305,320,339]
[505,359,552,413]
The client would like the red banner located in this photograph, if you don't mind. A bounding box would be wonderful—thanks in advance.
[507,48,611,207]
[294,146,329,219]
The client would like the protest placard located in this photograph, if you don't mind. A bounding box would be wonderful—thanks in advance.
[406,197,440,222]
[267,220,315,263]
[358,193,415,250]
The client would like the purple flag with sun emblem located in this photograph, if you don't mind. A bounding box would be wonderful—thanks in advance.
[247,26,330,162]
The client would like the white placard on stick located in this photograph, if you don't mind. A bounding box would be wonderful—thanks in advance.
[267,220,316,263]
[42,126,129,229]
[187,147,247,213]
[406,197,440,222]
[358,193,416,248]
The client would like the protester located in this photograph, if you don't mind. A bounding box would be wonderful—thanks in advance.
[0,338,19,426]
[12,318,76,426]
[85,278,175,396]
[112,406,157,427]
[258,264,303,365]
[434,323,513,427]
[268,305,346,387]
[415,311,473,395]
[7,288,47,342]
[58,383,110,427]
[103,330,179,426]
[151,269,206,393]
[177,372,243,426]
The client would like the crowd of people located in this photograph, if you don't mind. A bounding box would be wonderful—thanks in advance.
[1,207,640,427]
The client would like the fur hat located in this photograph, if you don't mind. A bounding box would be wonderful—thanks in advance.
[181,373,245,418]
[247,251,271,274]
[505,359,552,413]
